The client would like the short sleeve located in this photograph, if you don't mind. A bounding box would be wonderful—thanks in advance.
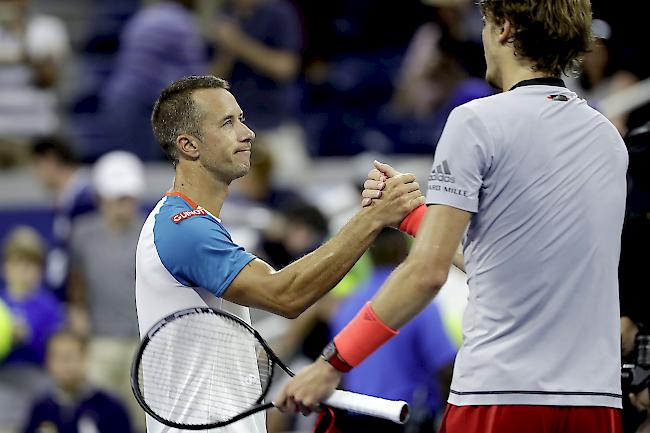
[154,215,255,297]
[426,105,492,213]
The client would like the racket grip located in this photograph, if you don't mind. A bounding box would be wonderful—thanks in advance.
[323,390,409,424]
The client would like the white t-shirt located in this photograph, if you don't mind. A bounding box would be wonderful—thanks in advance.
[426,78,628,408]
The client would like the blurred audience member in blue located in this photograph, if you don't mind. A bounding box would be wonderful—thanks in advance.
[23,330,133,433]
[330,228,456,432]
[211,0,308,179]
[0,226,64,433]
[0,0,69,139]
[67,151,145,429]
[31,137,95,299]
[0,227,63,366]
[373,0,492,153]
[99,0,207,161]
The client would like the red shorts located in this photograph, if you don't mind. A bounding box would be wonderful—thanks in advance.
[439,404,622,433]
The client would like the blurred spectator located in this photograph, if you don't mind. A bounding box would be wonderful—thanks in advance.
[259,201,330,270]
[619,121,650,433]
[620,122,650,353]
[330,228,456,432]
[0,0,69,139]
[629,388,650,433]
[211,0,308,181]
[0,226,64,432]
[99,0,207,160]
[0,227,64,366]
[68,151,145,430]
[222,144,304,250]
[230,144,303,210]
[31,137,95,299]
[566,19,638,134]
[22,330,133,433]
[372,0,492,153]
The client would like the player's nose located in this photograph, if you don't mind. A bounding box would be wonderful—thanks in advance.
[239,123,255,142]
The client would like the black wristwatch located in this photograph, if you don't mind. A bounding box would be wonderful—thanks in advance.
[321,341,353,373]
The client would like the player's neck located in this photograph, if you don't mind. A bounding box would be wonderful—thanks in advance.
[501,63,558,92]
[172,163,228,217]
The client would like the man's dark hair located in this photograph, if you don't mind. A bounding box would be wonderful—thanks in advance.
[479,0,593,76]
[31,136,79,165]
[151,75,230,165]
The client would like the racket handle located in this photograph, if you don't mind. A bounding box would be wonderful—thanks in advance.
[323,390,409,424]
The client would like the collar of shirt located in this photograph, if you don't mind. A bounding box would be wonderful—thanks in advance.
[510,77,566,91]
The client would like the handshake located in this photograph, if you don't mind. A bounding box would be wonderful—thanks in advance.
[358,160,425,228]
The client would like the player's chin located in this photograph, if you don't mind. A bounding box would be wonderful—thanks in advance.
[232,162,251,180]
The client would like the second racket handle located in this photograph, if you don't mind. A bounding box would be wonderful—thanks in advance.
[323,390,410,424]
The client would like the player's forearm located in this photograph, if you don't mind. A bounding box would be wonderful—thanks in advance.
[370,256,447,329]
[274,207,383,316]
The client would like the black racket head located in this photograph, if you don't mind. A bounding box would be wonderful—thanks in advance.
[131,307,278,429]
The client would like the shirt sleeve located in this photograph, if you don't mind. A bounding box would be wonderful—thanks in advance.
[426,105,492,213]
[154,215,256,297]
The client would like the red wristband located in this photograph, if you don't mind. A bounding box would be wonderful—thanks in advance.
[333,302,398,367]
[399,204,426,237]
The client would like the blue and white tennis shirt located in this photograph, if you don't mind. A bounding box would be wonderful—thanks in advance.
[426,78,628,408]
[135,192,265,433]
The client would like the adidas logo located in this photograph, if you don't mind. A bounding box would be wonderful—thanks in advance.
[429,160,455,183]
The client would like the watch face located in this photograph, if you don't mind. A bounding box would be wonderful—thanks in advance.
[322,342,336,359]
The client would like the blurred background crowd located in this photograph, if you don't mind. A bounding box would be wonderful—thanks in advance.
[0,0,649,432]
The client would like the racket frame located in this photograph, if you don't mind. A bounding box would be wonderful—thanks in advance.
[131,307,288,430]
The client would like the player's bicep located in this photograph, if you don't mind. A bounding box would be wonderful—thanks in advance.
[408,205,471,278]
[222,258,290,316]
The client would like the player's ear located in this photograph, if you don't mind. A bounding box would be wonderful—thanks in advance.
[176,134,200,160]
[499,19,513,44]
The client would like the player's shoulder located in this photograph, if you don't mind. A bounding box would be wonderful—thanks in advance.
[153,195,231,243]
[452,91,512,118]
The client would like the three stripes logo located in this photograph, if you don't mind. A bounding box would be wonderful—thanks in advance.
[429,160,455,183]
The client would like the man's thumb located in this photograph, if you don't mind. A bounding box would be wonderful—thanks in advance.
[373,160,399,178]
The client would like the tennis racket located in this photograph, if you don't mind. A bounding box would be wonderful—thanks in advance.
[131,307,409,430]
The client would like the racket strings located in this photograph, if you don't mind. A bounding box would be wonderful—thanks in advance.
[137,312,273,425]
